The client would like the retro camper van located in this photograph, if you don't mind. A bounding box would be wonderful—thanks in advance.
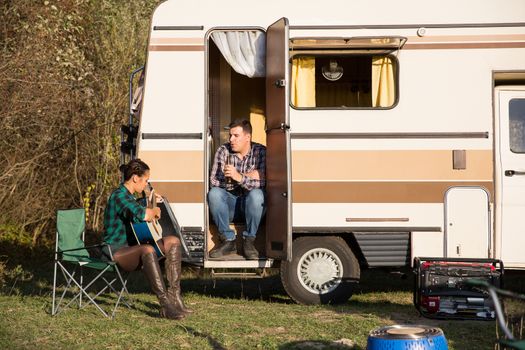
[122,0,525,304]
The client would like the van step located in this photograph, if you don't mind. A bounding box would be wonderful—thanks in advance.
[207,253,267,261]
[211,268,268,279]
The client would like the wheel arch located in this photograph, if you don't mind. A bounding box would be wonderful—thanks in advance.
[291,231,368,268]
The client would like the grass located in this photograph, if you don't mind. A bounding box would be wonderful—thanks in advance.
[2,241,520,350]
[0,255,510,350]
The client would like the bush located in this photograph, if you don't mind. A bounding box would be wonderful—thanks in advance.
[0,258,33,294]
[0,0,161,245]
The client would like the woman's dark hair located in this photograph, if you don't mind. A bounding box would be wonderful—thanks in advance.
[119,159,150,181]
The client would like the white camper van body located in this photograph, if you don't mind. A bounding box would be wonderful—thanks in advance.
[129,0,525,303]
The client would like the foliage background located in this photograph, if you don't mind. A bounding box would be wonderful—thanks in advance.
[0,0,162,246]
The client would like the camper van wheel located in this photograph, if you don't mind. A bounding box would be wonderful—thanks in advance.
[280,236,360,305]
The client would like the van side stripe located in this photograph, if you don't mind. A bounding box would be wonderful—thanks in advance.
[150,38,204,45]
[404,42,525,49]
[292,181,493,203]
[292,150,492,181]
[149,45,205,51]
[291,132,488,139]
[149,181,493,204]
[150,182,204,203]
[138,151,204,181]
[139,149,492,181]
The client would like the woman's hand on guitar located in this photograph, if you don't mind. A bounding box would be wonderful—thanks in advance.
[154,192,163,203]
[145,207,161,221]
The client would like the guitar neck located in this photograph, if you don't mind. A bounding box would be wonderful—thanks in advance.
[148,189,157,209]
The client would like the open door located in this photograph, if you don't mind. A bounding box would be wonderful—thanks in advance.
[496,87,525,268]
[265,18,292,260]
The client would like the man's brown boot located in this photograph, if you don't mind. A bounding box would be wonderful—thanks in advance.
[209,240,237,258]
[243,237,259,260]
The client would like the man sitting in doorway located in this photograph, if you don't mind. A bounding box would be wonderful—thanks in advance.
[208,119,266,259]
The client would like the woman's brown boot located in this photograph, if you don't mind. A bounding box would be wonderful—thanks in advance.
[141,252,185,320]
[165,245,193,315]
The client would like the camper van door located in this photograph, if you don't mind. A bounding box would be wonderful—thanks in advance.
[496,87,525,268]
[265,18,292,260]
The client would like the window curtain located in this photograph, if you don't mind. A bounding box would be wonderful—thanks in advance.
[210,31,266,78]
[291,57,316,107]
[371,56,395,107]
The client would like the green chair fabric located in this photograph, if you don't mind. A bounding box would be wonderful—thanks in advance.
[499,339,525,350]
[57,209,89,262]
[52,208,130,318]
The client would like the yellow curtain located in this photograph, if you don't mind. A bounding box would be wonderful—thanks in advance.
[291,57,316,107]
[371,56,395,107]
[250,111,266,146]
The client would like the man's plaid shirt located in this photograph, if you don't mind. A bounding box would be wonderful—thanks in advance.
[103,184,146,251]
[210,142,266,192]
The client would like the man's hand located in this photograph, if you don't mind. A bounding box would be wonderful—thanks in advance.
[224,164,242,182]
[244,170,260,180]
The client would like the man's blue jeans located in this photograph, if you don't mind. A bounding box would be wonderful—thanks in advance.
[208,187,265,241]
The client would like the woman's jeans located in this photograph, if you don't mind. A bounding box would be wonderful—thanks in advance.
[208,187,265,241]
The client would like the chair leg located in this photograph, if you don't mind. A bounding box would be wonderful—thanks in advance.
[52,260,131,318]
[79,266,83,308]
[59,265,110,317]
[52,261,58,315]
[111,278,129,319]
[55,264,78,315]
[103,276,132,309]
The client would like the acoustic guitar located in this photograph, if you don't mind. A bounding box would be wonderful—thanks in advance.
[130,189,164,257]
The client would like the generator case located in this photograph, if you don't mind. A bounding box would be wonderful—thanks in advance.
[413,257,503,320]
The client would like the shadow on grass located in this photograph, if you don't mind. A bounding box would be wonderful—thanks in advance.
[279,339,360,350]
[181,272,292,303]
[1,239,292,309]
[182,326,227,350]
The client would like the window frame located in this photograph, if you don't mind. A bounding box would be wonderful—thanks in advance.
[509,98,525,154]
[289,50,400,111]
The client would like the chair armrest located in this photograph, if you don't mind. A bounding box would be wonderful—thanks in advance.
[84,243,108,251]
[57,243,107,253]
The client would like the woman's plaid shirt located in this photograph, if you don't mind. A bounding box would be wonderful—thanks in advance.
[103,184,146,251]
[210,142,266,192]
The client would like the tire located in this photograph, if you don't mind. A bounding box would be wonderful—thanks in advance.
[280,236,360,305]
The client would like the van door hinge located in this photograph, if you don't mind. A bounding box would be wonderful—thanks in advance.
[275,79,286,88]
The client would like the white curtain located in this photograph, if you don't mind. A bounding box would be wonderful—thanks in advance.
[211,31,266,78]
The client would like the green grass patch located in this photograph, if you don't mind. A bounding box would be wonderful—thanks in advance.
[0,263,506,350]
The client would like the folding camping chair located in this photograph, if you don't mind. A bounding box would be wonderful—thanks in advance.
[469,279,525,350]
[51,208,131,318]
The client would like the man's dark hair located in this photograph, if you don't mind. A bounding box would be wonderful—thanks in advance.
[228,119,252,135]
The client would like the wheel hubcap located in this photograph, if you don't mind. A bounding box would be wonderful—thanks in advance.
[297,248,343,294]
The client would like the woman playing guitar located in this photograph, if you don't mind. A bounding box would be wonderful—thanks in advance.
[102,159,193,320]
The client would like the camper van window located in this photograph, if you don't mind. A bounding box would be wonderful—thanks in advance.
[509,98,525,153]
[291,54,397,109]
